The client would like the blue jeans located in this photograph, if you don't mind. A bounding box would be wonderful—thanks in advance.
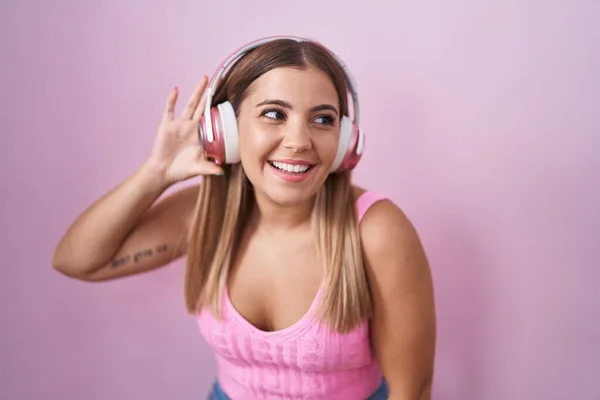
[207,378,389,399]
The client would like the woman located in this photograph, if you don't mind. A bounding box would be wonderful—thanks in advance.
[53,36,436,400]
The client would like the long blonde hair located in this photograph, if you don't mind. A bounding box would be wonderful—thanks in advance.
[185,39,372,333]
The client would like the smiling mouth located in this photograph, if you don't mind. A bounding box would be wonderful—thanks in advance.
[268,161,314,175]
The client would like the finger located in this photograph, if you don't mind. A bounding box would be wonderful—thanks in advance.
[181,76,209,120]
[191,148,224,175]
[163,86,178,121]
[193,89,208,121]
[193,161,224,176]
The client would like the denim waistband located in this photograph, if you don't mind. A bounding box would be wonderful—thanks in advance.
[207,378,388,399]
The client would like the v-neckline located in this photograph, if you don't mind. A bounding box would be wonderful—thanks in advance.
[223,281,325,338]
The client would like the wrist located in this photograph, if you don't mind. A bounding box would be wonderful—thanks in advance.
[138,159,173,193]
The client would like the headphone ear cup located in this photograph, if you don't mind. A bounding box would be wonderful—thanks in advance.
[344,124,363,171]
[216,101,240,164]
[330,116,352,173]
[198,101,240,165]
[330,115,362,173]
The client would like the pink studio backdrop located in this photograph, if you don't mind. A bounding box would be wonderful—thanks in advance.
[1,0,598,399]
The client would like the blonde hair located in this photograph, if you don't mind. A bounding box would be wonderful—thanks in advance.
[184,39,372,333]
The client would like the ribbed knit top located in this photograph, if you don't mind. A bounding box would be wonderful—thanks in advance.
[196,191,386,399]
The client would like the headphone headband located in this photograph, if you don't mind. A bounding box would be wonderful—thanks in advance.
[202,35,362,156]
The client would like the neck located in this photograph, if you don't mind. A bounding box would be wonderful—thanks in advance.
[249,191,315,234]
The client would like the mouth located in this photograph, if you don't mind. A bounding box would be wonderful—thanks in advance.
[267,160,314,175]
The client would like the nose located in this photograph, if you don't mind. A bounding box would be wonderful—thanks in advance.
[282,120,312,153]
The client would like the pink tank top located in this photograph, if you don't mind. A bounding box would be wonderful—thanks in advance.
[196,191,386,399]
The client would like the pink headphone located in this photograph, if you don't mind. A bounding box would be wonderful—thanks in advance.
[198,35,364,174]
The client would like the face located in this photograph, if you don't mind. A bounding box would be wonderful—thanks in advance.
[236,65,341,206]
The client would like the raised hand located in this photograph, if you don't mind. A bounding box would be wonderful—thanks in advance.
[147,76,223,186]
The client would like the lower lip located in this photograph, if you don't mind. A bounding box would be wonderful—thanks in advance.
[268,163,313,183]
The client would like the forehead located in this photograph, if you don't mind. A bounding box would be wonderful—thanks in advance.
[245,66,339,107]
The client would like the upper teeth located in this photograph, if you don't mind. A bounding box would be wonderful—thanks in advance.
[272,162,310,173]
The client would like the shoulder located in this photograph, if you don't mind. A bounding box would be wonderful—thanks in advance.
[354,187,411,239]
[353,187,430,289]
[358,192,417,252]
[352,185,408,236]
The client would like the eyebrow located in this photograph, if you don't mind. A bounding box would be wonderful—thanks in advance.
[256,99,339,115]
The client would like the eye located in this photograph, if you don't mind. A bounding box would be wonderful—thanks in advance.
[261,108,286,120]
[314,115,336,126]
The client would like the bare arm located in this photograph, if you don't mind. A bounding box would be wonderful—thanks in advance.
[52,163,200,281]
[361,200,437,399]
[52,77,222,282]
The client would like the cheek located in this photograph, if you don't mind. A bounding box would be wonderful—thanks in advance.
[315,132,340,163]
[238,123,276,163]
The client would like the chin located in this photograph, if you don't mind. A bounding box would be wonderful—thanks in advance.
[254,161,327,206]
[263,186,315,207]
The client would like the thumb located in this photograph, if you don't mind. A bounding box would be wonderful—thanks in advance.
[192,160,224,176]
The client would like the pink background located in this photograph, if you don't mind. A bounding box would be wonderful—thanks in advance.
[1,0,598,399]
